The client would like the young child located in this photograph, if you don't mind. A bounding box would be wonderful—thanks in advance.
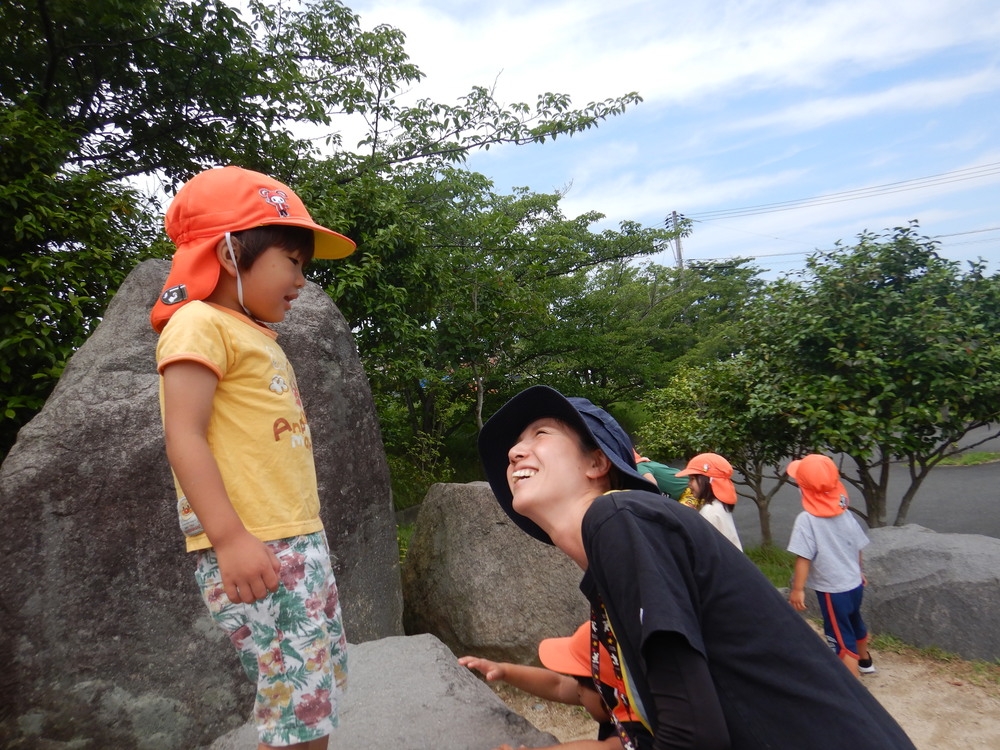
[786,453,876,678]
[477,385,915,749]
[153,166,356,750]
[459,622,652,750]
[675,453,743,551]
[632,451,694,506]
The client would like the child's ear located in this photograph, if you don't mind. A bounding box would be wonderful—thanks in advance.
[215,237,238,277]
[585,450,613,480]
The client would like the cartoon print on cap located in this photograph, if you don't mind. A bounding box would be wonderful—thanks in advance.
[259,188,290,217]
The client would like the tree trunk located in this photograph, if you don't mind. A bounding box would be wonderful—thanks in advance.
[471,361,484,430]
[756,499,772,546]
[893,461,933,526]
[852,454,890,528]
[744,465,776,546]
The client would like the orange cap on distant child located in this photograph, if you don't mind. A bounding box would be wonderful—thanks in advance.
[786,454,849,517]
[150,166,356,333]
[675,452,737,504]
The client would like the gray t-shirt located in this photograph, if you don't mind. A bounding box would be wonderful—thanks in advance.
[787,511,869,593]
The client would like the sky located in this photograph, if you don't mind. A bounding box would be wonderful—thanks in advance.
[345,0,1000,278]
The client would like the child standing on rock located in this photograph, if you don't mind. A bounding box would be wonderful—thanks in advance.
[154,166,355,749]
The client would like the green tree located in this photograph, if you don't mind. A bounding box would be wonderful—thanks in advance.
[303,163,681,500]
[503,256,761,409]
[1,0,643,458]
[0,106,164,447]
[745,224,1000,527]
[2,0,347,451]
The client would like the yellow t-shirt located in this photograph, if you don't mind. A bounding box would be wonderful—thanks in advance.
[157,301,323,551]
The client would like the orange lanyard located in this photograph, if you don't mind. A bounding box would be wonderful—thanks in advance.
[591,601,640,749]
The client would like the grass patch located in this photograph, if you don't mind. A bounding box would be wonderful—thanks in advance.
[745,544,796,587]
[938,451,1000,466]
[870,632,1000,692]
[397,522,415,563]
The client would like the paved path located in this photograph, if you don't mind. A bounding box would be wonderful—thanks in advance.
[729,427,1000,547]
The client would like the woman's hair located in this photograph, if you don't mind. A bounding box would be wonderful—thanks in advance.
[229,225,315,269]
[555,416,623,490]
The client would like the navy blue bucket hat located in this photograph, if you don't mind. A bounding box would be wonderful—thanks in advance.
[478,385,657,544]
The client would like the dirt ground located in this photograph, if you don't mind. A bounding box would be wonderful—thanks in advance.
[488,637,1000,749]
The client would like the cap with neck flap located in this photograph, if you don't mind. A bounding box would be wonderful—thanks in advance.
[151,166,355,332]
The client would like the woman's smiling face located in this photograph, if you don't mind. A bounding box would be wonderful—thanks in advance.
[506,417,598,519]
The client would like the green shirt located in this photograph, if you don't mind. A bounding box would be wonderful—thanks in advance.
[636,460,688,501]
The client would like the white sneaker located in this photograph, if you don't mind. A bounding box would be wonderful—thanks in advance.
[858,656,876,674]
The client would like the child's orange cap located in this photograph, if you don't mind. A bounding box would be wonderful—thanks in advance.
[674,452,737,504]
[150,166,355,332]
[786,454,849,517]
[538,622,616,685]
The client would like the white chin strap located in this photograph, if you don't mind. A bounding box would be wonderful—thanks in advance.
[225,232,253,317]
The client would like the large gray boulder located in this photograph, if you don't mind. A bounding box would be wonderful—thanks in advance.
[212,634,558,750]
[401,482,590,665]
[0,260,402,748]
[863,524,1000,661]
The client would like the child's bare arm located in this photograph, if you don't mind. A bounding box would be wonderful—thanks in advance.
[162,361,280,604]
[458,656,579,704]
[788,555,811,611]
[550,740,624,750]
[492,739,624,750]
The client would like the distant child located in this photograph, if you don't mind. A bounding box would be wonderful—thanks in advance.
[632,450,695,506]
[153,166,357,749]
[459,622,653,750]
[786,453,875,678]
[675,453,743,550]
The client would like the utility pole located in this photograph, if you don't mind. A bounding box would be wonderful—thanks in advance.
[671,210,684,270]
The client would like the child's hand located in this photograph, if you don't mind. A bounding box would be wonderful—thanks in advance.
[788,589,806,611]
[458,655,507,681]
[215,531,281,604]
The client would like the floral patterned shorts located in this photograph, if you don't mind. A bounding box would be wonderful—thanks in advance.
[195,531,349,746]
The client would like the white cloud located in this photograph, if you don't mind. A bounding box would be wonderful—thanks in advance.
[729,68,1000,134]
[347,0,1000,273]
[559,166,807,221]
[353,0,1000,107]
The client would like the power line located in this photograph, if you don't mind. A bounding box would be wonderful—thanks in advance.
[946,237,1000,248]
[684,225,1000,266]
[932,226,1000,239]
[686,162,1000,221]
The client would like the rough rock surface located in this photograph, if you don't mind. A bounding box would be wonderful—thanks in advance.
[0,260,402,748]
[401,482,590,665]
[211,634,558,750]
[864,524,1000,661]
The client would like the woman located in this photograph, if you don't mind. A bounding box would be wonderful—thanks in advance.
[478,385,915,750]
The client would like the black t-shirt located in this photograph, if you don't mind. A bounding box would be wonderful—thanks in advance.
[580,490,916,750]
